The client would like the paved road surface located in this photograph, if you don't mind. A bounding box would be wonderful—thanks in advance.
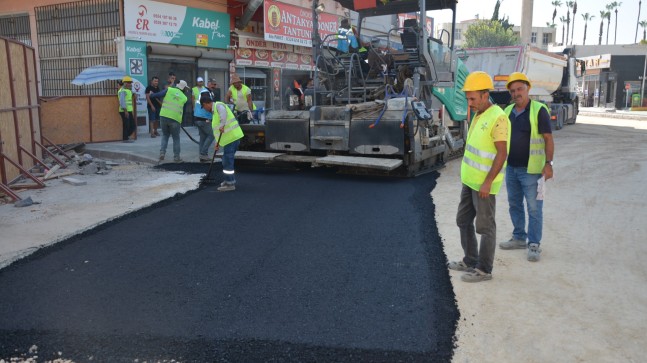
[0,166,457,362]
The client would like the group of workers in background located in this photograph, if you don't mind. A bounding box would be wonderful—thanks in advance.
[117,72,252,192]
[448,70,554,283]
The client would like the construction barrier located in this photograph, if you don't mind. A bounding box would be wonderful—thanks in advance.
[40,95,124,144]
[0,36,42,198]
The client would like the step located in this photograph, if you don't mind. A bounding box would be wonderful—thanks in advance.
[314,155,403,171]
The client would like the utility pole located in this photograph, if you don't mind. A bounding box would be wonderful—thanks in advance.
[520,0,534,45]
[312,0,321,90]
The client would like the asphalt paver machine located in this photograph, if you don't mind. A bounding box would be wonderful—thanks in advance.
[238,0,469,176]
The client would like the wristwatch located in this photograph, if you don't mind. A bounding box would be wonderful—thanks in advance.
[546,160,553,166]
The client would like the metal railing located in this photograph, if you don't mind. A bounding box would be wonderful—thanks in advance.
[0,14,31,46]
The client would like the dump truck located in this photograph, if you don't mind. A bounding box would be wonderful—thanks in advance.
[236,0,470,176]
[460,45,579,129]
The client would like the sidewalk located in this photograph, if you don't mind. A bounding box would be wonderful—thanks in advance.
[84,126,214,164]
[578,106,647,120]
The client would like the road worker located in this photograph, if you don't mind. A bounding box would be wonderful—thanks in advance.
[199,94,244,192]
[498,72,554,262]
[447,71,510,283]
[225,74,255,124]
[149,80,189,162]
[118,76,135,142]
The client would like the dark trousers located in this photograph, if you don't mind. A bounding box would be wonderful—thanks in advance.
[456,184,497,273]
[120,112,135,140]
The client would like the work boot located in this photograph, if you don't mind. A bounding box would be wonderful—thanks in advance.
[199,155,211,162]
[217,182,235,192]
[159,152,165,161]
[173,156,183,163]
[499,238,527,250]
[527,243,542,262]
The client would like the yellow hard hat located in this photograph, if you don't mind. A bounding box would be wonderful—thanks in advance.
[122,76,133,83]
[506,72,531,89]
[462,71,494,92]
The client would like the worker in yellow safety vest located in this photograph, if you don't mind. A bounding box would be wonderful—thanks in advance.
[447,71,511,283]
[225,73,256,124]
[118,76,135,142]
[199,94,244,192]
[149,80,189,162]
[498,72,554,263]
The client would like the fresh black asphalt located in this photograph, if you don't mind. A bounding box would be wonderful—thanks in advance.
[0,164,459,362]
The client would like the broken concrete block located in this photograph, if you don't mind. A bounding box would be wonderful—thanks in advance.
[14,196,33,207]
[80,163,99,175]
[62,177,86,186]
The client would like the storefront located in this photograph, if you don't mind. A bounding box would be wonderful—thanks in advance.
[233,34,315,110]
[228,0,340,111]
[578,53,646,109]
[123,0,231,127]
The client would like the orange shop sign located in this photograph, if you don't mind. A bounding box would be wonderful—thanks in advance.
[264,0,339,47]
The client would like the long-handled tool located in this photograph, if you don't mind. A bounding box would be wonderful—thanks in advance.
[201,132,223,185]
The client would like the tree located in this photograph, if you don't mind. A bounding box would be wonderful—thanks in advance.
[571,1,578,45]
[599,10,609,45]
[463,20,519,48]
[605,6,612,44]
[552,0,563,25]
[582,13,594,45]
[598,10,607,45]
[566,1,574,45]
[607,2,622,45]
[560,16,567,44]
[636,1,642,43]
[546,22,557,28]
[640,20,647,41]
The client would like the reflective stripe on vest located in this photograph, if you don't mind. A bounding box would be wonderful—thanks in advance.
[159,88,187,123]
[461,104,510,195]
[212,102,244,146]
[118,88,133,112]
[504,100,548,174]
[229,85,257,110]
[192,86,201,103]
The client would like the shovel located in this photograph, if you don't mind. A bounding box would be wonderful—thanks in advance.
[201,132,223,185]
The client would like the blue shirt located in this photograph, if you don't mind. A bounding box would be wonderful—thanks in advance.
[508,101,552,167]
[337,27,358,53]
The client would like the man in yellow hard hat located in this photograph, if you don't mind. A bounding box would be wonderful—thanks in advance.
[118,76,135,142]
[498,72,554,262]
[447,71,510,283]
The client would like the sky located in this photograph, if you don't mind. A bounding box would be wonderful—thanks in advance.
[431,0,645,45]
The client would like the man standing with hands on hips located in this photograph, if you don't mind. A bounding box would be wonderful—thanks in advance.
[498,72,554,262]
[447,71,510,283]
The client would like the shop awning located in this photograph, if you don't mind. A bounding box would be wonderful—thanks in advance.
[236,68,267,79]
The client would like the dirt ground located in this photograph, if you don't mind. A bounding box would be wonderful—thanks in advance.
[435,116,647,362]
[1,116,645,362]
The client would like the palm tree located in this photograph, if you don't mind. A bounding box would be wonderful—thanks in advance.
[636,1,642,43]
[560,16,567,44]
[599,10,609,45]
[582,13,594,45]
[546,22,557,28]
[552,0,563,25]
[607,2,622,45]
[605,6,612,44]
[566,1,574,45]
[640,20,647,41]
[571,1,578,44]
